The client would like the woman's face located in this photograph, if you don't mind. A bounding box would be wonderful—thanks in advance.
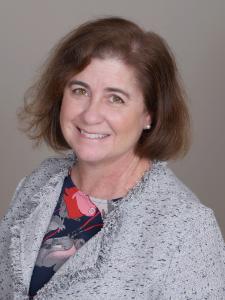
[60,57,151,165]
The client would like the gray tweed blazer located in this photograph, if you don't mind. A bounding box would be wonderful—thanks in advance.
[0,155,225,299]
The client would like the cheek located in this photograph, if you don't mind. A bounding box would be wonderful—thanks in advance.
[59,103,66,128]
[60,96,67,117]
[60,97,74,122]
[59,99,73,134]
[110,111,145,136]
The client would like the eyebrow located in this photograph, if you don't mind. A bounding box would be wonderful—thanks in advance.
[68,80,89,89]
[68,80,130,99]
[105,87,130,99]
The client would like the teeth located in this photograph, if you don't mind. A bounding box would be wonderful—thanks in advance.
[80,129,108,139]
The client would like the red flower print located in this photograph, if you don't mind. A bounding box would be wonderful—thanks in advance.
[64,187,97,219]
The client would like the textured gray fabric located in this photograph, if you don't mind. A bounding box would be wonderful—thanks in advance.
[0,154,225,299]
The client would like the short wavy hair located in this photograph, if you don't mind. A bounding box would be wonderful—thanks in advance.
[19,16,191,161]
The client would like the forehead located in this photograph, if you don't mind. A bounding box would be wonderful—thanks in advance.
[71,58,141,91]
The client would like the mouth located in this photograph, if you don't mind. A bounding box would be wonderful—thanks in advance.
[77,127,110,140]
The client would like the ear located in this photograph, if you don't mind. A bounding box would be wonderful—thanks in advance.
[144,111,152,128]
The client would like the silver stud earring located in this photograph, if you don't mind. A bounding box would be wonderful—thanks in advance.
[144,124,151,130]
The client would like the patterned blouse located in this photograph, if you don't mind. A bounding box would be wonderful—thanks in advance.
[29,172,120,298]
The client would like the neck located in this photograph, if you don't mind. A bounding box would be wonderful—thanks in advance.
[71,153,151,200]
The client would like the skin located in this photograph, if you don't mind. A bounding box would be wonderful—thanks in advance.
[60,57,151,199]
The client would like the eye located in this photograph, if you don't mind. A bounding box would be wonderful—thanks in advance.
[72,87,89,96]
[109,95,125,104]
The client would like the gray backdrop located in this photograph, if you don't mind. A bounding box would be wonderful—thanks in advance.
[0,0,224,238]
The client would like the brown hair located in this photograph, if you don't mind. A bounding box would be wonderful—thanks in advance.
[19,16,191,160]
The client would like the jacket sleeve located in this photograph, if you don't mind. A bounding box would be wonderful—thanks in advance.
[160,208,225,299]
[0,177,26,294]
[0,177,26,223]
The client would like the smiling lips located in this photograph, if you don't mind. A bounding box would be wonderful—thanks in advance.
[78,128,110,140]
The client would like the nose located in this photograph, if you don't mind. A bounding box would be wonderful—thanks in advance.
[81,98,104,125]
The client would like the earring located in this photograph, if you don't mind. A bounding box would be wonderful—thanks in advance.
[144,124,151,130]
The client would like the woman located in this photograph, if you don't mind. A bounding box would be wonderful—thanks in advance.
[0,17,225,299]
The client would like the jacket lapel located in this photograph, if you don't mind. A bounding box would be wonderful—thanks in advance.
[34,198,123,299]
[9,170,66,292]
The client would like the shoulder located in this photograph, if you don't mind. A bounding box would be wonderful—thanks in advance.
[5,153,75,217]
[29,152,74,178]
[131,160,202,212]
[21,153,74,190]
[144,161,205,212]
[127,161,223,242]
[149,161,200,205]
